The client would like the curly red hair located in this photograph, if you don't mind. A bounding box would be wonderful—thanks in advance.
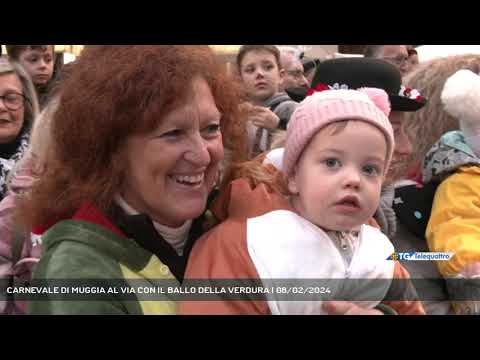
[18,45,247,227]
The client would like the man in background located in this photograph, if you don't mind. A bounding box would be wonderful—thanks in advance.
[364,45,410,77]
[278,47,309,91]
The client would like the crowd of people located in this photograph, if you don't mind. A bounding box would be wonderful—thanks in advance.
[0,44,479,315]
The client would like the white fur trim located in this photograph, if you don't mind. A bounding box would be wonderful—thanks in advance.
[442,69,480,126]
[263,148,284,171]
[246,210,395,315]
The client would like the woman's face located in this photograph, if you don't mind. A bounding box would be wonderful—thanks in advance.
[121,77,224,227]
[18,46,55,86]
[0,73,25,144]
[240,50,283,104]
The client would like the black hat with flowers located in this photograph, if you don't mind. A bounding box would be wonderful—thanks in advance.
[287,57,427,111]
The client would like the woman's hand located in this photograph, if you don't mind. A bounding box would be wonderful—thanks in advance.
[323,301,384,315]
[248,106,280,130]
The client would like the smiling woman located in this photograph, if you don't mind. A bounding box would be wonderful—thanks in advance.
[17,45,245,315]
[0,58,39,201]
[120,77,225,228]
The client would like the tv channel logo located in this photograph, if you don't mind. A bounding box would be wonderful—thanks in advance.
[387,252,454,261]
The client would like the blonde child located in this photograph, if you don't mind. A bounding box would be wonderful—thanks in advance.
[180,88,425,315]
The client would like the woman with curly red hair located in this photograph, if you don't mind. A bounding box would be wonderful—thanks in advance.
[18,45,246,315]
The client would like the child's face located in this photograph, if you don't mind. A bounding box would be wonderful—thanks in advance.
[240,50,283,103]
[288,121,387,232]
[18,46,54,86]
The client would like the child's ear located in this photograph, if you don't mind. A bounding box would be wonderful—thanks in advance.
[277,69,286,93]
[279,68,286,80]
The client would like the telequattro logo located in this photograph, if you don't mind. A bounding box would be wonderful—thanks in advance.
[387,252,455,261]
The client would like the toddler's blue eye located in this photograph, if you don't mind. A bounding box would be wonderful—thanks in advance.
[363,164,380,176]
[324,158,340,168]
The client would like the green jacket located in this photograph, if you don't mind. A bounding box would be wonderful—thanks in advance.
[28,204,178,315]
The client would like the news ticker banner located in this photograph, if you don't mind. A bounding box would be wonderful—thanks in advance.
[1,278,480,301]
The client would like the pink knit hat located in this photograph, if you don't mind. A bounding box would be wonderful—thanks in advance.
[283,88,394,177]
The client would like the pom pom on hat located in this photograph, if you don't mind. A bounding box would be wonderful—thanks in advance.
[442,69,480,126]
[442,69,480,156]
[358,87,391,117]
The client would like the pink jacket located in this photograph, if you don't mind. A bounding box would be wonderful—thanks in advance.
[0,158,40,315]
